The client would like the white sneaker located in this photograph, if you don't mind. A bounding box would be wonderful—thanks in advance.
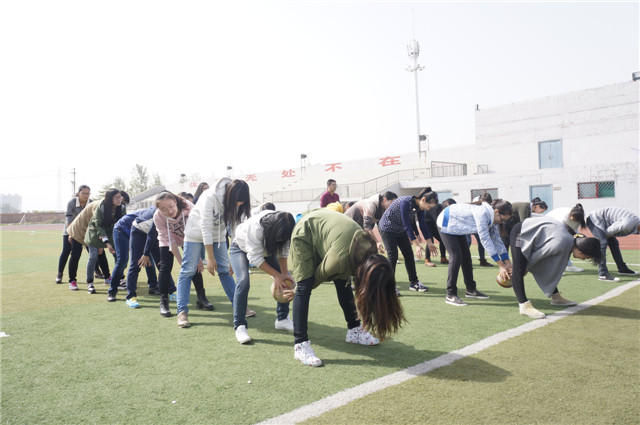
[294,340,322,367]
[519,301,546,319]
[235,325,251,344]
[565,265,584,272]
[275,316,294,331]
[345,325,380,346]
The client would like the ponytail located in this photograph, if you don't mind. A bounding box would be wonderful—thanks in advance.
[569,203,586,228]
[491,198,512,216]
[417,186,438,204]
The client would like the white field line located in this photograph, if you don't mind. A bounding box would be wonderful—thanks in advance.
[258,280,640,425]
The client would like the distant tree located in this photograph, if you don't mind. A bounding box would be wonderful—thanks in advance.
[188,172,202,184]
[179,174,188,184]
[1,203,19,213]
[97,177,127,199]
[151,173,164,187]
[129,164,150,195]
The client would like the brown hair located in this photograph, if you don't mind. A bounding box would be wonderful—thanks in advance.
[353,254,406,341]
[155,191,189,214]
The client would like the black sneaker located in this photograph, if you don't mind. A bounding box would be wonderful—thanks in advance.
[107,294,117,302]
[617,269,639,276]
[465,290,489,299]
[148,287,161,295]
[87,284,96,294]
[118,279,127,290]
[409,281,429,292]
[598,274,621,282]
[95,272,105,279]
[478,259,494,267]
[55,273,63,284]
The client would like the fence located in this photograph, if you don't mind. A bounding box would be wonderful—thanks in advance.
[263,162,468,206]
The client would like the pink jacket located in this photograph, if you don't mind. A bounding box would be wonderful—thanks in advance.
[153,201,194,248]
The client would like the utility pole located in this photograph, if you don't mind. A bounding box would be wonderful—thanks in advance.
[406,38,427,161]
[70,168,76,195]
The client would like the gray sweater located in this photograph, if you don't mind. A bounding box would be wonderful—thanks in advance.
[517,217,574,297]
[587,207,640,238]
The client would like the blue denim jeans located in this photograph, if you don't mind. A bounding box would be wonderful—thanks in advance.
[109,227,130,295]
[229,243,290,329]
[86,246,100,283]
[176,241,236,314]
[587,219,627,275]
[126,228,160,299]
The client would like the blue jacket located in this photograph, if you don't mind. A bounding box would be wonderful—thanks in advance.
[378,196,432,241]
[437,202,508,262]
[115,207,156,237]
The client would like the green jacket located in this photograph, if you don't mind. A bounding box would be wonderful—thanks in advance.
[290,209,377,288]
[84,201,126,248]
[505,202,531,227]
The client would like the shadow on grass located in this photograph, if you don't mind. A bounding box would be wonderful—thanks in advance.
[425,355,512,383]
[572,304,640,320]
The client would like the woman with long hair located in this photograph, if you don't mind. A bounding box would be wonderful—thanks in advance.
[153,191,202,317]
[175,178,252,327]
[437,198,512,306]
[378,187,440,294]
[509,217,602,319]
[193,182,209,205]
[290,209,405,367]
[229,210,296,343]
[56,185,91,285]
[84,188,127,298]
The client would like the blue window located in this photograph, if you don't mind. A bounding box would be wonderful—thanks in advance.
[538,140,563,169]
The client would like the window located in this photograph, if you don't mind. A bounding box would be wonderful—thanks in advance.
[470,188,498,202]
[538,139,563,169]
[577,181,615,199]
[436,190,453,201]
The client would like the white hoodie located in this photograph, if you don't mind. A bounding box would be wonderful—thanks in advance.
[233,209,291,268]
[184,177,232,245]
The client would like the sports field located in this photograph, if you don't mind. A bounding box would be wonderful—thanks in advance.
[1,224,639,424]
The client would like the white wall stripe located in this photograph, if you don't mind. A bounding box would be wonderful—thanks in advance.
[258,280,640,425]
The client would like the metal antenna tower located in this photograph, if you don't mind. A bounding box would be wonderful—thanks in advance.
[406,38,427,161]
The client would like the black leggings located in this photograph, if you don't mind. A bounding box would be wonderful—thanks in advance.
[439,233,477,296]
[380,232,418,284]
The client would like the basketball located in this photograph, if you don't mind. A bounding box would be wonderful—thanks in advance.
[496,274,512,288]
[271,279,296,303]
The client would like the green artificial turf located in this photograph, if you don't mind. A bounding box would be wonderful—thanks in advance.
[303,285,640,425]
[1,227,639,424]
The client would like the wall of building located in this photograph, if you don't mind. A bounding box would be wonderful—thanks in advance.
[158,80,638,217]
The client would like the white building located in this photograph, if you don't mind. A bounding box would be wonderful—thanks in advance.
[162,78,639,216]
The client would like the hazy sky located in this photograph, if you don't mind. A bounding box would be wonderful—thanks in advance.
[1,1,638,211]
